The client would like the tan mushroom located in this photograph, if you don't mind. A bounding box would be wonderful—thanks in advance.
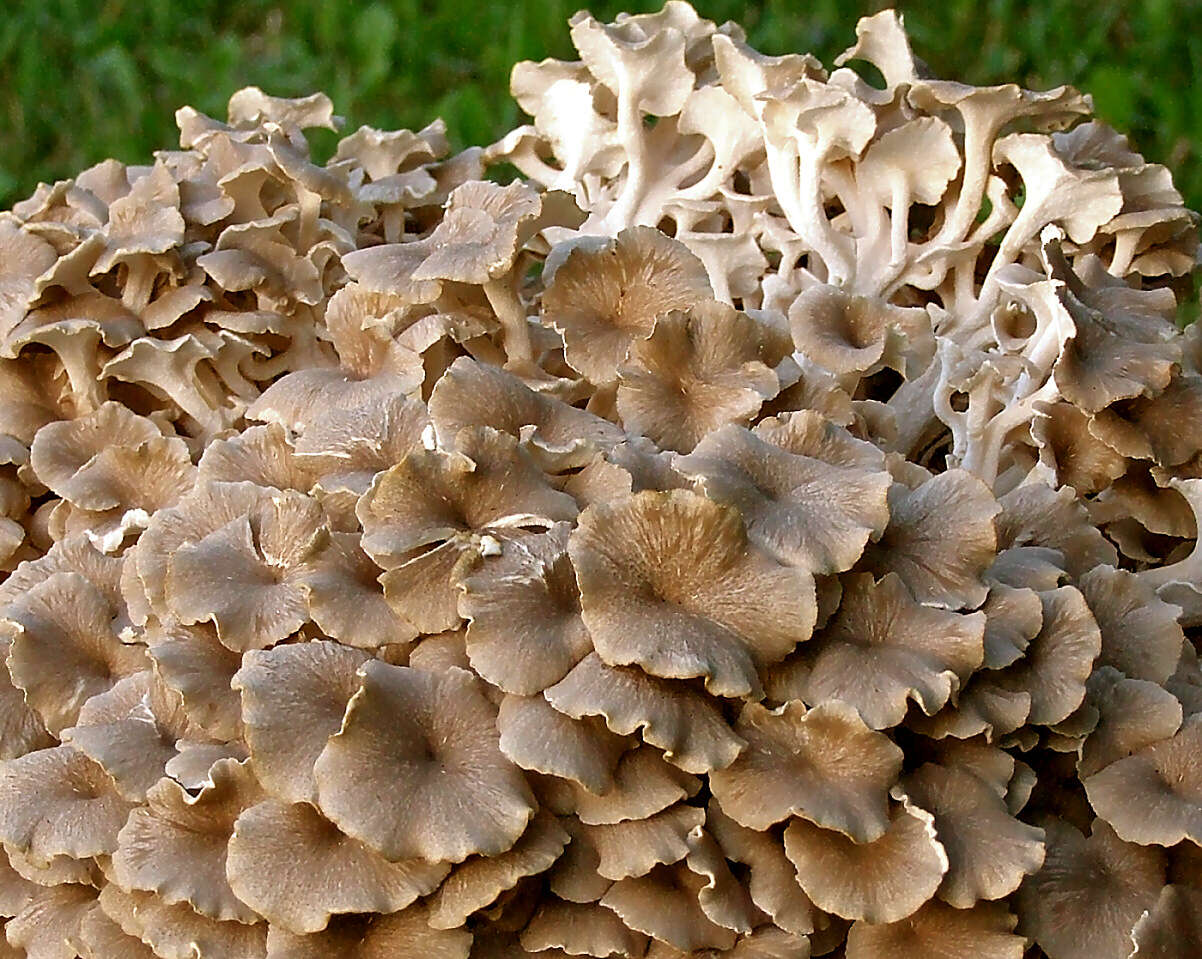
[615,302,784,453]
[496,693,629,795]
[845,900,1025,959]
[709,699,902,839]
[673,416,891,575]
[2,572,148,735]
[459,523,593,695]
[862,469,1000,609]
[0,746,133,864]
[226,799,450,933]
[569,489,816,698]
[314,661,535,862]
[1016,818,1165,959]
[544,652,746,774]
[231,640,370,805]
[1084,714,1202,846]
[783,799,949,923]
[903,762,1045,907]
[797,573,985,730]
[542,226,712,384]
[111,757,264,923]
[424,811,569,930]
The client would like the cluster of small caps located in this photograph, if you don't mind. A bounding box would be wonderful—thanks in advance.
[0,3,1200,958]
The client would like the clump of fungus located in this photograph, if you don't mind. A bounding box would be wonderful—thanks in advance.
[0,4,1199,958]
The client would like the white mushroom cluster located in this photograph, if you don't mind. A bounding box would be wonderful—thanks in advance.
[0,4,1199,958]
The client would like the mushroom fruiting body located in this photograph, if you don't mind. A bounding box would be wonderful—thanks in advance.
[0,4,1200,958]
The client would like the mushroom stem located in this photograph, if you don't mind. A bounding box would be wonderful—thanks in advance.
[483,275,536,374]
[121,257,157,314]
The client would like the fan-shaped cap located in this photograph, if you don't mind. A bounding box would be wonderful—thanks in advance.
[0,745,133,862]
[111,757,264,923]
[1077,564,1184,684]
[358,426,577,571]
[460,524,593,695]
[291,393,429,497]
[709,699,902,839]
[862,469,1000,609]
[544,653,746,774]
[497,693,628,795]
[61,669,196,801]
[845,900,1025,959]
[1078,667,1183,779]
[425,811,569,930]
[165,490,328,651]
[29,402,163,508]
[1084,714,1202,846]
[6,883,98,959]
[519,898,650,957]
[232,641,370,804]
[134,480,280,622]
[428,357,622,468]
[0,221,57,341]
[569,489,816,697]
[98,883,268,959]
[542,226,712,384]
[799,573,985,730]
[3,571,149,735]
[784,800,949,923]
[195,423,318,493]
[579,803,705,881]
[146,621,245,742]
[674,417,891,575]
[903,762,1045,907]
[263,904,471,959]
[706,801,816,936]
[226,799,450,933]
[615,302,783,453]
[570,745,700,825]
[599,858,738,953]
[979,584,1043,670]
[314,661,535,862]
[788,287,929,378]
[1016,819,1165,959]
[73,902,159,959]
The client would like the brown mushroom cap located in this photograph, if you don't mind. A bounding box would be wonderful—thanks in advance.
[783,800,949,924]
[569,489,816,698]
[0,746,133,863]
[459,523,593,695]
[903,762,1045,907]
[424,810,569,930]
[226,799,450,933]
[111,757,263,923]
[798,573,985,730]
[862,469,1000,610]
[845,900,1025,959]
[542,226,713,384]
[543,653,746,775]
[1084,714,1202,846]
[709,699,902,839]
[496,692,629,795]
[1016,818,1165,959]
[615,302,783,453]
[314,661,535,862]
[673,417,891,576]
[3,572,148,735]
[232,640,370,804]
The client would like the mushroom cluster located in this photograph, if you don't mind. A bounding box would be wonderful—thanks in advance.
[0,4,1199,958]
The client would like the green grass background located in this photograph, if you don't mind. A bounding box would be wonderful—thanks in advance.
[3,0,1199,308]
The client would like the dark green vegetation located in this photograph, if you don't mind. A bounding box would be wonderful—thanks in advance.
[4,0,1199,309]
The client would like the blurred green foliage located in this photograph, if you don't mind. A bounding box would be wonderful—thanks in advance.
[2,1,1199,300]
